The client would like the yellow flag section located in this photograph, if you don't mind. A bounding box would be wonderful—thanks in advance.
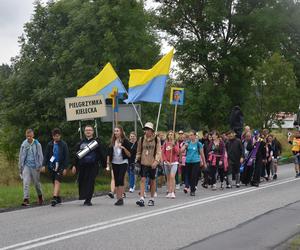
[125,49,174,103]
[77,63,126,98]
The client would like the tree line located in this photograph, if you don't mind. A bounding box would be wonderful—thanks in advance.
[0,0,299,160]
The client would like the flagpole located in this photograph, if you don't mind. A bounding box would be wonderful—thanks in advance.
[79,121,82,139]
[155,103,162,133]
[130,102,143,128]
[124,87,143,128]
[115,111,118,126]
[173,104,178,132]
[112,105,115,131]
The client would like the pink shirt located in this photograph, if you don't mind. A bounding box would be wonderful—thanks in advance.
[162,141,179,163]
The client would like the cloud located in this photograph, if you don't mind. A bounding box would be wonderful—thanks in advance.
[0,0,35,64]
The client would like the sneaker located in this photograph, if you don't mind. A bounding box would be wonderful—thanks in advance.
[226,184,232,189]
[129,188,134,193]
[122,193,126,198]
[136,199,145,207]
[220,183,224,190]
[107,192,114,199]
[154,192,158,198]
[171,192,176,199]
[250,182,259,187]
[273,174,277,180]
[202,183,208,189]
[51,198,58,207]
[83,200,92,206]
[22,199,30,206]
[176,184,180,190]
[183,188,188,194]
[212,184,217,190]
[190,192,195,196]
[148,199,155,206]
[38,195,44,205]
[56,196,62,204]
[236,183,240,188]
[166,193,171,198]
[114,199,124,206]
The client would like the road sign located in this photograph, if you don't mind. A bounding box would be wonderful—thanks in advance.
[101,104,141,122]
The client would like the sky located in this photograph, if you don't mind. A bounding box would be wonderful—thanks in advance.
[0,0,36,64]
[0,0,169,65]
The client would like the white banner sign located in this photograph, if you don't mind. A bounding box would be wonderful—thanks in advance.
[65,95,106,121]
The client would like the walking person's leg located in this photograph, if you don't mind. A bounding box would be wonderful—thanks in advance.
[170,163,178,198]
[115,164,127,205]
[190,163,199,195]
[22,166,31,205]
[108,170,115,198]
[31,168,43,204]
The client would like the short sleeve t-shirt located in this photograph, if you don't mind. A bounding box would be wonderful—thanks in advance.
[53,143,59,163]
[185,141,203,163]
[292,138,300,152]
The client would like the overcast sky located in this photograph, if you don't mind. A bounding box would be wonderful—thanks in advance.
[0,0,168,65]
[0,0,36,64]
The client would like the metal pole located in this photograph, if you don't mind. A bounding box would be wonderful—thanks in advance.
[155,103,162,133]
[79,121,82,139]
[130,102,143,128]
[94,119,98,137]
[134,112,137,135]
[123,88,143,127]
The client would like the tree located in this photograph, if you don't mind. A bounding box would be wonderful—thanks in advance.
[0,0,160,156]
[245,53,299,129]
[155,0,300,129]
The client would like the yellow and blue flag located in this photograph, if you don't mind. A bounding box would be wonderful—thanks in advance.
[77,63,126,98]
[124,49,174,103]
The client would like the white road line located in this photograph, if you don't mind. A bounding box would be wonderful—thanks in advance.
[2,177,299,250]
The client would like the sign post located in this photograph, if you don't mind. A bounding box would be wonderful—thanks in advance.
[170,87,184,132]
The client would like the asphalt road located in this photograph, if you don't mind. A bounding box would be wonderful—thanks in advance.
[1,164,300,250]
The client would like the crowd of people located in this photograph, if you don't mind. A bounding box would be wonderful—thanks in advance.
[18,122,300,207]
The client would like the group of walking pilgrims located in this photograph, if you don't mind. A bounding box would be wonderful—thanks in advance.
[18,121,300,207]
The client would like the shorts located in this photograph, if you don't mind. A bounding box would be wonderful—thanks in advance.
[50,169,63,183]
[294,153,300,164]
[112,163,128,187]
[164,163,178,175]
[141,165,156,180]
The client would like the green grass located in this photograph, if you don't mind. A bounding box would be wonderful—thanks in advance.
[289,235,300,250]
[0,176,111,209]
[0,153,111,209]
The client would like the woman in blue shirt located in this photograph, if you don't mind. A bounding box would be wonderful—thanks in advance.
[181,130,207,196]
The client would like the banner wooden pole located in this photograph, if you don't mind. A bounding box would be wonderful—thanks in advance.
[172,104,178,132]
